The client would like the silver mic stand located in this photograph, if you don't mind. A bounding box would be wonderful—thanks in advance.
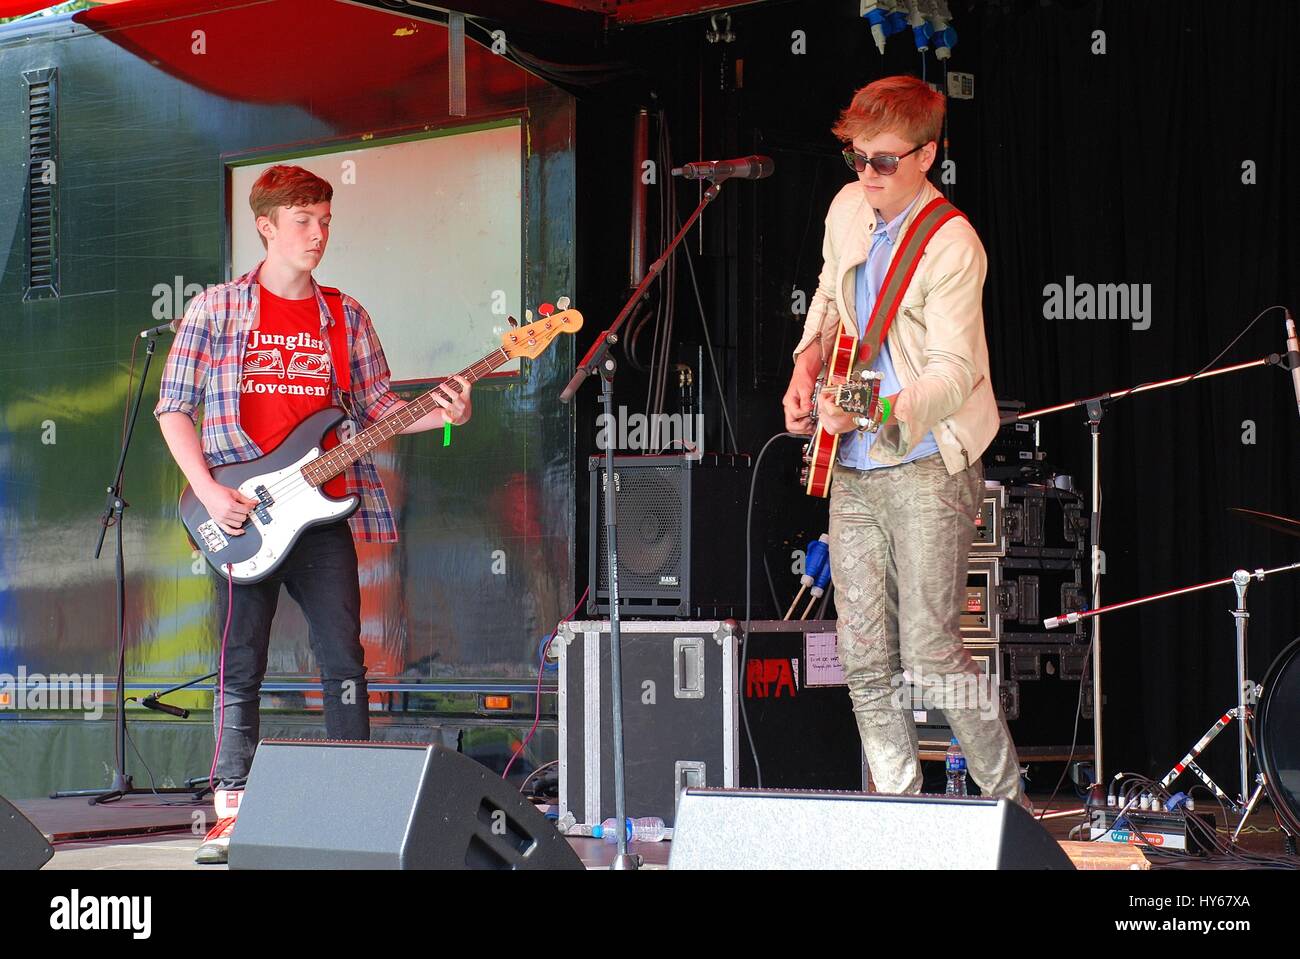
[560,176,728,869]
[1011,350,1290,787]
[1045,559,1300,836]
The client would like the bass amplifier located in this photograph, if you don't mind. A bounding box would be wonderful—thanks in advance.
[587,453,752,618]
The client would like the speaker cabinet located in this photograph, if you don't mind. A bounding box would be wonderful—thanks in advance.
[228,741,583,870]
[0,794,53,870]
[669,788,1074,869]
[588,453,752,618]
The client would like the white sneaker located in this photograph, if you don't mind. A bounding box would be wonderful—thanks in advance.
[194,788,243,865]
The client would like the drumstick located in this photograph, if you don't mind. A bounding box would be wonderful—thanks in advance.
[785,584,808,621]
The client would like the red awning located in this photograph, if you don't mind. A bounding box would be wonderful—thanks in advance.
[60,0,528,128]
[0,0,124,19]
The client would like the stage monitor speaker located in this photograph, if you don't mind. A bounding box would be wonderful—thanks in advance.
[668,788,1074,870]
[0,794,54,870]
[228,740,583,870]
[588,453,752,618]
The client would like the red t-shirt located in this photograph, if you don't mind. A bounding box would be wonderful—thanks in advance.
[239,284,346,498]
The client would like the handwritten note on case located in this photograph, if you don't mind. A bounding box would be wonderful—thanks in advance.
[805,631,846,687]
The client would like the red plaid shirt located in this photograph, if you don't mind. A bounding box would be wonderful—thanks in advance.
[154,262,403,542]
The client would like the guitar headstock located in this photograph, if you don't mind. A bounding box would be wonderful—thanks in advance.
[501,297,584,360]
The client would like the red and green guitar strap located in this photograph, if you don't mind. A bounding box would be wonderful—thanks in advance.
[854,195,967,366]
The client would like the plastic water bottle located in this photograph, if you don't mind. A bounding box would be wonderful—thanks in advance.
[593,816,666,844]
[945,738,967,796]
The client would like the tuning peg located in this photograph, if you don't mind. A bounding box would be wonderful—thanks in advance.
[537,302,555,317]
[507,315,519,328]
[525,309,534,323]
[556,295,571,310]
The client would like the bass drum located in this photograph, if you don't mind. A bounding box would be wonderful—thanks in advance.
[1257,636,1300,837]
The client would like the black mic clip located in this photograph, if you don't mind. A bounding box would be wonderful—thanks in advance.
[139,694,190,719]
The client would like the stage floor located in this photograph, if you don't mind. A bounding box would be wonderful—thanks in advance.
[16,793,1291,871]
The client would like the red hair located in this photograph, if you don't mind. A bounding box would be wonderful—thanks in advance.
[249,165,333,247]
[831,75,945,146]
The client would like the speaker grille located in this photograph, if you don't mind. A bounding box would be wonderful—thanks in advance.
[594,464,684,587]
[588,453,753,618]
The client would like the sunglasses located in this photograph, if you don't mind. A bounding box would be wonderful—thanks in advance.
[841,142,925,175]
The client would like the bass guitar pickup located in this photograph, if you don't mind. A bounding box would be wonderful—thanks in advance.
[252,484,274,524]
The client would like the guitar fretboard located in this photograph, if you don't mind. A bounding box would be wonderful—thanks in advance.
[302,349,510,488]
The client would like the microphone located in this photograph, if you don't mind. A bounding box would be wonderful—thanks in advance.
[139,320,177,339]
[139,694,189,718]
[671,155,774,182]
[1286,309,1300,419]
[1043,612,1081,630]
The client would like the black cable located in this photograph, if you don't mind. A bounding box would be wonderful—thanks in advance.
[1036,643,1091,821]
[761,552,782,624]
[125,727,160,795]
[459,18,638,94]
[814,583,831,621]
[1095,774,1299,868]
[678,210,740,454]
[743,431,806,789]
[1125,305,1289,398]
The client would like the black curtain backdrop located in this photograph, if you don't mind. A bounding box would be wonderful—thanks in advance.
[963,0,1300,789]
[572,0,1300,790]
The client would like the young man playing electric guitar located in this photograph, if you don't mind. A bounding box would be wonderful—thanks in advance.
[782,77,1029,811]
[155,165,471,863]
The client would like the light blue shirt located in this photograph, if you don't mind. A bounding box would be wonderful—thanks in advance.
[837,192,939,470]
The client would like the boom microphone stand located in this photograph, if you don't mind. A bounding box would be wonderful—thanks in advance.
[55,329,203,804]
[560,174,732,869]
[1012,351,1292,787]
[1044,560,1300,837]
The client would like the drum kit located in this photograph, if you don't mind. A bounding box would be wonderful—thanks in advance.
[1046,506,1300,844]
[1229,509,1300,842]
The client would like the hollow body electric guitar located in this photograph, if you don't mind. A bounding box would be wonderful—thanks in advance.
[181,306,583,583]
[800,320,885,497]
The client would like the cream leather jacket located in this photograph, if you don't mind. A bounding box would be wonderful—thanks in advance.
[793,179,999,474]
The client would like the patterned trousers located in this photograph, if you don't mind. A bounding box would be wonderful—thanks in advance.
[829,453,1027,807]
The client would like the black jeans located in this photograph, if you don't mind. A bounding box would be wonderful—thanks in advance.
[210,520,369,788]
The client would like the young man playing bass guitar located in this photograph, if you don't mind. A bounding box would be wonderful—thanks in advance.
[155,165,471,863]
[782,77,1029,811]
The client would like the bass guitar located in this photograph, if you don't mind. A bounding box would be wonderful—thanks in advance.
[182,305,582,583]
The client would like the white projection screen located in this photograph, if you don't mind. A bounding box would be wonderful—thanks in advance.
[228,120,523,382]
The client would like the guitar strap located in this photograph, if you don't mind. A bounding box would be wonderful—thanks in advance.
[318,287,364,435]
[854,195,966,366]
